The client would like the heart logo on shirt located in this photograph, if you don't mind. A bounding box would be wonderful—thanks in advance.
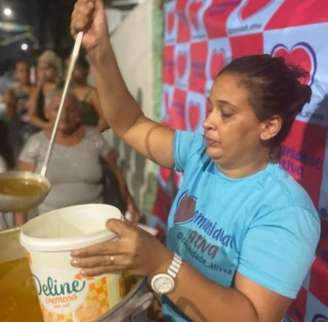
[240,0,272,20]
[271,43,316,85]
[210,51,225,80]
[177,52,187,79]
[174,192,196,224]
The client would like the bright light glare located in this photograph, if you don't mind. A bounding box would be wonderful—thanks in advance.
[3,7,13,17]
[21,43,28,51]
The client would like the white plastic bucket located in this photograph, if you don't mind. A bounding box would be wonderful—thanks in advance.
[20,203,126,322]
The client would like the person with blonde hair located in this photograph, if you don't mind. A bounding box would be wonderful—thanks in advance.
[27,50,62,131]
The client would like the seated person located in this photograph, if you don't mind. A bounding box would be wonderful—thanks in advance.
[16,90,139,225]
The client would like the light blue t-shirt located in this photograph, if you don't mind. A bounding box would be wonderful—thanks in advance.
[162,131,320,322]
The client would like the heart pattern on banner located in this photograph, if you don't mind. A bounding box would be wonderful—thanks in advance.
[240,0,273,20]
[177,52,187,79]
[189,1,203,30]
[210,51,225,80]
[188,102,200,130]
[166,11,175,34]
[272,43,316,86]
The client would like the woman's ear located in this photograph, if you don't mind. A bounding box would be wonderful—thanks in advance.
[259,115,282,142]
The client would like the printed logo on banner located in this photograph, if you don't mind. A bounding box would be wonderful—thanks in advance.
[205,39,231,94]
[227,0,282,36]
[264,23,328,126]
[190,41,208,93]
[187,0,212,40]
[175,44,190,89]
[280,120,326,206]
[271,42,317,86]
[185,91,206,132]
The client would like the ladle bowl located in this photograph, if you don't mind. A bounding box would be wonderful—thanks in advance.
[0,171,50,212]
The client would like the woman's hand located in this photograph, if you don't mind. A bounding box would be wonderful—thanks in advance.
[71,0,109,53]
[71,219,172,277]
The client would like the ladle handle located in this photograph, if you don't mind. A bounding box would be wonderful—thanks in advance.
[40,32,84,178]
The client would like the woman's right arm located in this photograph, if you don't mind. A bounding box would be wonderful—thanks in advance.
[27,86,51,130]
[71,0,174,168]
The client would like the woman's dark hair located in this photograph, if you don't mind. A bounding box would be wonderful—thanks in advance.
[0,120,14,169]
[218,54,311,160]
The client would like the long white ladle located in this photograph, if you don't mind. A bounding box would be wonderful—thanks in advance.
[40,31,84,177]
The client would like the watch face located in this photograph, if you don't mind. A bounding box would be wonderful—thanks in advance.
[151,274,175,295]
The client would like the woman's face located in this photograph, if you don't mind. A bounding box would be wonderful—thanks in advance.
[204,73,266,170]
[72,64,88,83]
[37,61,58,83]
[46,95,81,135]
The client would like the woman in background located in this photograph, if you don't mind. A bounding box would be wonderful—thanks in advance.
[27,50,62,131]
[67,54,107,131]
[16,90,139,225]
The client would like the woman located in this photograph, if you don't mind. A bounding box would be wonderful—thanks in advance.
[16,90,139,225]
[70,2,320,322]
[27,50,62,131]
[67,54,107,131]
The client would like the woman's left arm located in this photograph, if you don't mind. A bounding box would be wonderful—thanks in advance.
[71,219,291,322]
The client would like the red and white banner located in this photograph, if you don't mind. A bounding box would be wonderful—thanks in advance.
[154,0,328,320]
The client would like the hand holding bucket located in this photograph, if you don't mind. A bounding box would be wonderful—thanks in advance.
[20,204,125,322]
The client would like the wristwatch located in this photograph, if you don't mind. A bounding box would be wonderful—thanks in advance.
[150,253,182,295]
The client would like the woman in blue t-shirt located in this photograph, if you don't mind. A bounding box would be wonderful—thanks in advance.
[70,2,320,322]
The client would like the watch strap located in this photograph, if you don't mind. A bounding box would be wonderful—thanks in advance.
[167,253,182,279]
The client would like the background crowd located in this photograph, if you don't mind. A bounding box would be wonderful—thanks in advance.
[0,49,140,230]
